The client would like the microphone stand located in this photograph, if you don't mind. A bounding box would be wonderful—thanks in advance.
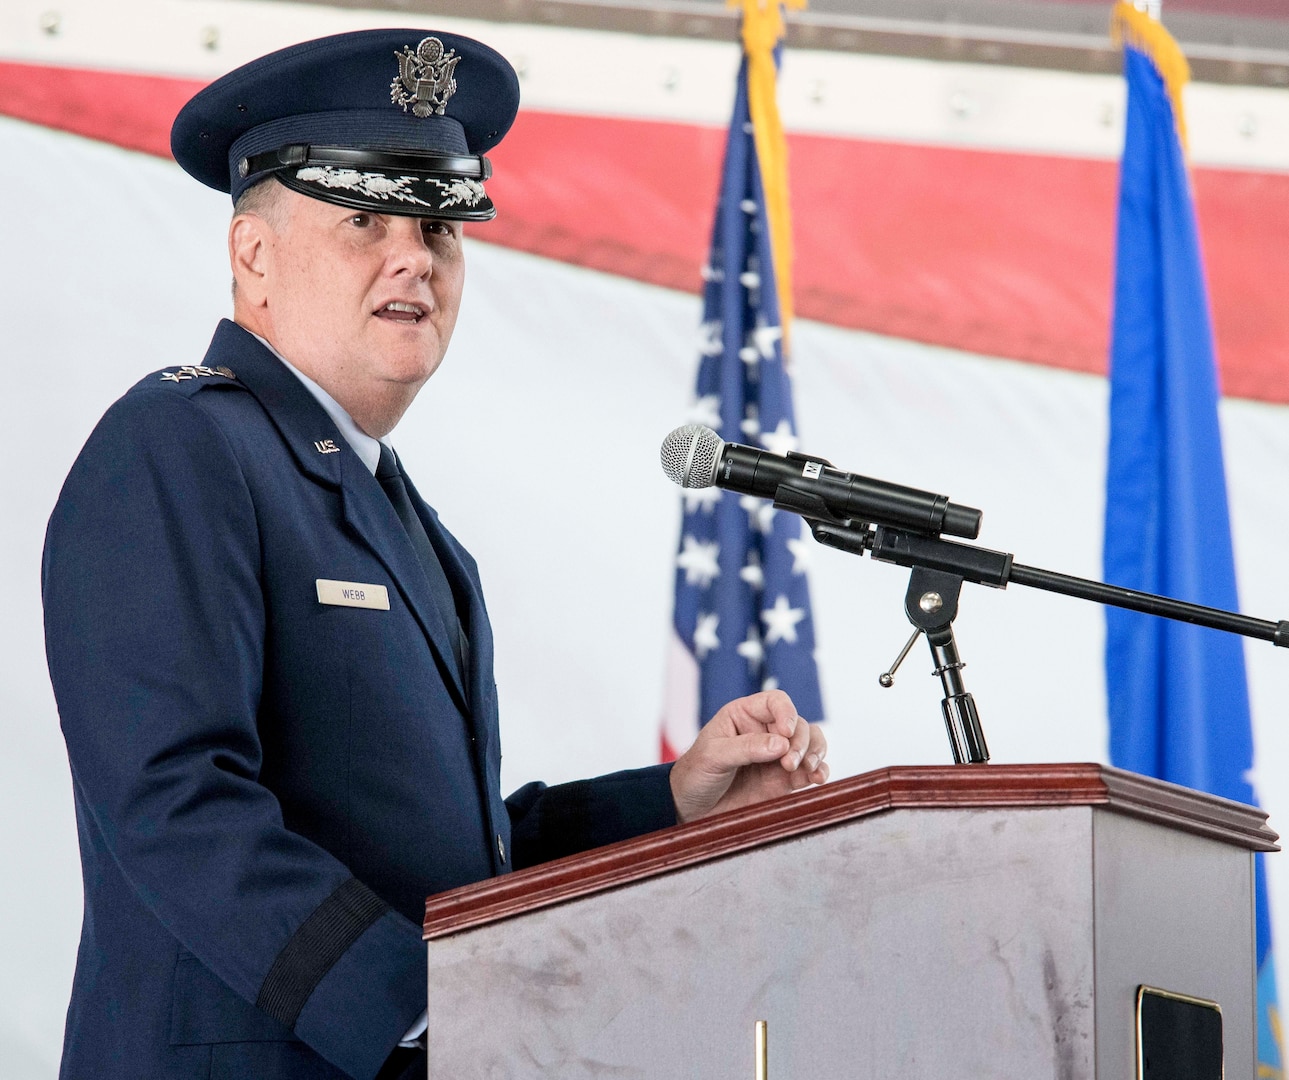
[791,508,1289,767]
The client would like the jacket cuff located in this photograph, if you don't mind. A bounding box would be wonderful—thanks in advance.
[289,901,426,1080]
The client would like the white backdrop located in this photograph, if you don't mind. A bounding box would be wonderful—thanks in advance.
[4,114,1289,1075]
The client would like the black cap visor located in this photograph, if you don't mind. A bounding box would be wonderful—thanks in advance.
[242,144,495,221]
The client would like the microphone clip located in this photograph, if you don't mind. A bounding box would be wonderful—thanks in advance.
[804,514,992,766]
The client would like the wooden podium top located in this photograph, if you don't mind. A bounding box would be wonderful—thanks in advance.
[423,762,1278,940]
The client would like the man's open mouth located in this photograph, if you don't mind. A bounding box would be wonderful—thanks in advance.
[376,301,426,323]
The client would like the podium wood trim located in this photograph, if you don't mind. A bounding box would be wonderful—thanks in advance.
[423,762,1277,939]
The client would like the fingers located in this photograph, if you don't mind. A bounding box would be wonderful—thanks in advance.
[781,706,811,771]
[697,730,792,774]
[704,692,826,778]
[671,706,830,823]
[789,722,829,784]
[804,721,828,778]
[718,689,800,740]
[762,689,799,739]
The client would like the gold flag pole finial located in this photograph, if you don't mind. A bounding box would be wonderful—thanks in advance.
[728,0,805,354]
[1112,0,1190,149]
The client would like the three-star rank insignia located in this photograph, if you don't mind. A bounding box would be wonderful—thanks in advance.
[391,36,460,118]
[159,365,237,383]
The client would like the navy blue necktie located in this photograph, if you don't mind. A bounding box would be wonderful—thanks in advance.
[375,444,468,678]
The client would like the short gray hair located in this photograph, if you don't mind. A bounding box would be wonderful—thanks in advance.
[232,177,287,227]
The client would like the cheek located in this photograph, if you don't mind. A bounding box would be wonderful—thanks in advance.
[276,254,320,308]
[280,265,353,328]
[436,261,465,324]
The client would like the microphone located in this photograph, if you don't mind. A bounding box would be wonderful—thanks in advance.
[660,424,982,540]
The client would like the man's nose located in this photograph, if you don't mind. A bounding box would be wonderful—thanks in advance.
[388,219,434,277]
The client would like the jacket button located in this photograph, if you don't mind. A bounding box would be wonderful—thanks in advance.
[496,834,506,863]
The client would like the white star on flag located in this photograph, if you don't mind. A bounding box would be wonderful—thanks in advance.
[786,527,812,574]
[739,270,761,289]
[736,626,764,670]
[741,404,760,439]
[688,394,722,429]
[682,486,722,514]
[739,550,764,589]
[698,320,723,357]
[752,314,782,360]
[760,418,799,456]
[740,198,758,214]
[739,494,776,534]
[676,535,721,587]
[693,613,720,659]
[761,594,806,645]
[739,343,760,365]
[762,676,779,692]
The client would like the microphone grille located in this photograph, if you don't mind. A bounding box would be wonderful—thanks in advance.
[660,424,723,489]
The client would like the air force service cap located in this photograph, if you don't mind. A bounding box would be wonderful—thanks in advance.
[171,29,520,221]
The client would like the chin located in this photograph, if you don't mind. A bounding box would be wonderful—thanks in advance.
[385,356,443,388]
[376,337,442,374]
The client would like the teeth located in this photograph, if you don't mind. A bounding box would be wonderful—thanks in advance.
[383,302,424,316]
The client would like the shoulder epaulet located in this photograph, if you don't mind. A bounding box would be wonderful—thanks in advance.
[150,364,243,395]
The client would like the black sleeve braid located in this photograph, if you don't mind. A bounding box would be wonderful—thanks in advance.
[256,877,388,1029]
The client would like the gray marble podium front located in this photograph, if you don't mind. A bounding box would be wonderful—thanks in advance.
[421,764,1276,1079]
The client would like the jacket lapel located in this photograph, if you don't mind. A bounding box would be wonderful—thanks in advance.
[400,468,491,742]
[337,466,469,711]
[206,321,469,713]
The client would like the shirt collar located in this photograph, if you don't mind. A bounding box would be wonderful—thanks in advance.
[249,332,390,477]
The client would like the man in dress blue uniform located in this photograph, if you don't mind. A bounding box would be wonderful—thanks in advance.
[42,28,828,1080]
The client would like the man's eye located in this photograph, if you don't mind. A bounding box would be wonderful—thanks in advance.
[349,213,372,228]
[423,219,453,237]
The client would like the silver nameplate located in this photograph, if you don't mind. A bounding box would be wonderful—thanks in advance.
[316,579,390,610]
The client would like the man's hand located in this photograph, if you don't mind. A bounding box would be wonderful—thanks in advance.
[669,690,829,824]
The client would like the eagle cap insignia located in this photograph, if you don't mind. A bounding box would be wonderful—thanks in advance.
[391,36,461,118]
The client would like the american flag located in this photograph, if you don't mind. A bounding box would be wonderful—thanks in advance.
[660,6,824,760]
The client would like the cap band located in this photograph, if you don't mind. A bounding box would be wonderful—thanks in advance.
[240,145,492,184]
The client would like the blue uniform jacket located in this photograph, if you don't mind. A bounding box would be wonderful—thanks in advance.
[43,320,676,1080]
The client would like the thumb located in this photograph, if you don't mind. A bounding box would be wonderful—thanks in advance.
[696,731,791,774]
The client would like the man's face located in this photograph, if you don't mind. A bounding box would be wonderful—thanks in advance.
[256,187,465,423]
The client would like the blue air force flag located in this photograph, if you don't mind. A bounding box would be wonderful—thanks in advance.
[1104,4,1280,1070]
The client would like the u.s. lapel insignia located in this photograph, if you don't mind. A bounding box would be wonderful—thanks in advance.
[314,439,341,455]
[391,36,460,118]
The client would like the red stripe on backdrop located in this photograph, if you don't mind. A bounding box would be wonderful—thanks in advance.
[487,112,1289,403]
[0,61,202,158]
[787,138,1121,376]
[3,61,1286,403]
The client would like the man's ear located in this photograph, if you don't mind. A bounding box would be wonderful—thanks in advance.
[229,213,273,310]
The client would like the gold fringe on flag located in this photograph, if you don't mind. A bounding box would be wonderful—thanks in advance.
[1111,0,1192,150]
[731,0,804,354]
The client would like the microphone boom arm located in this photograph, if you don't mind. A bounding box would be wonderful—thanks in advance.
[802,507,1289,766]
[806,516,1289,648]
